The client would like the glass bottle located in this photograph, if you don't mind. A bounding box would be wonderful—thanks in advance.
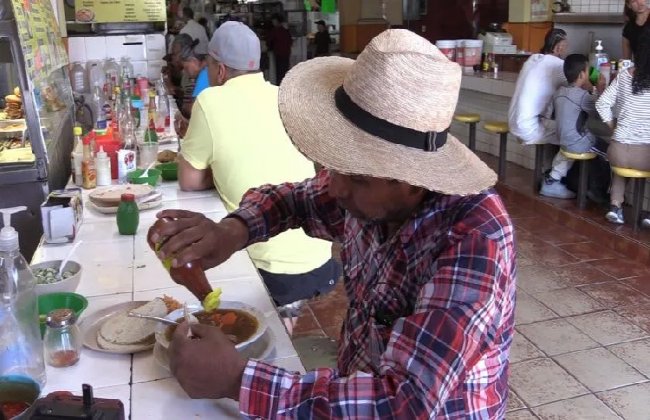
[116,193,139,235]
[44,309,82,368]
[0,206,46,388]
[81,136,97,189]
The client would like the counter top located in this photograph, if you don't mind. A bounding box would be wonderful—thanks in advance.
[552,12,625,24]
[32,162,304,419]
[460,70,518,98]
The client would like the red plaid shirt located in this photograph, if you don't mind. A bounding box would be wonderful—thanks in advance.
[231,171,516,419]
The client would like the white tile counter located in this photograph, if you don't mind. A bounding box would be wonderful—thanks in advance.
[32,177,305,419]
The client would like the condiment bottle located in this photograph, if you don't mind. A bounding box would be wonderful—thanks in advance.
[147,218,220,309]
[44,309,82,368]
[71,127,83,187]
[116,193,139,235]
[95,146,111,186]
[81,136,97,189]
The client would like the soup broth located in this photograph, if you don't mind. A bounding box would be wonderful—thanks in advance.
[165,309,258,345]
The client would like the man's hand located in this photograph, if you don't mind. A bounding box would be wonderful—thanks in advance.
[169,322,248,400]
[148,210,249,270]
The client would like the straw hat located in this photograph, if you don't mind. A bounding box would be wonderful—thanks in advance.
[278,29,497,196]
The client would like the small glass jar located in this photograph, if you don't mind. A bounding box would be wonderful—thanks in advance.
[44,309,82,368]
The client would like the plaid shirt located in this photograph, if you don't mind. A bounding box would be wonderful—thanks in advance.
[231,170,516,419]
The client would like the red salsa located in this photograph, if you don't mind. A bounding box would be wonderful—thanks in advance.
[1,401,30,419]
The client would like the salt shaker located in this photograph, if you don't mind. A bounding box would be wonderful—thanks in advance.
[44,309,82,368]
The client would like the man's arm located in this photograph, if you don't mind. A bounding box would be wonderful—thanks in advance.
[178,154,214,191]
[596,73,619,128]
[178,99,215,191]
[230,170,346,244]
[238,233,510,419]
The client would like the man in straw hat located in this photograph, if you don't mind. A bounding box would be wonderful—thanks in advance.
[150,29,516,419]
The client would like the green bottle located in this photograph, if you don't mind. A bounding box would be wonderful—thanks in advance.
[116,193,139,235]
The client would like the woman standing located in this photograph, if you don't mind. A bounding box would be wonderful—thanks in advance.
[597,28,650,225]
[623,0,650,60]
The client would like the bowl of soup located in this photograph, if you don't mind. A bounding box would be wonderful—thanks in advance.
[155,301,267,351]
[0,375,40,419]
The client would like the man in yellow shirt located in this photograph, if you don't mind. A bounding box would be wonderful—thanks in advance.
[178,21,340,333]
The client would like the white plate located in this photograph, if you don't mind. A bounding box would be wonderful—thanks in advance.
[153,327,276,371]
[80,301,155,354]
[155,301,268,351]
[87,196,162,214]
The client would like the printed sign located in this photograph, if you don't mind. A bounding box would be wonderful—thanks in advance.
[75,0,166,23]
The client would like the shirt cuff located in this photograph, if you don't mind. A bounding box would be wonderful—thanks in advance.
[238,359,299,419]
[227,206,265,247]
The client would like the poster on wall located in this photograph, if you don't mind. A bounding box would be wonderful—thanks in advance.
[10,0,69,84]
[75,0,166,23]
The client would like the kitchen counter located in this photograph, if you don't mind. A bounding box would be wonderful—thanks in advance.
[31,162,305,419]
[460,70,518,98]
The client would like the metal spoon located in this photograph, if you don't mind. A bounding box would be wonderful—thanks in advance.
[127,311,178,326]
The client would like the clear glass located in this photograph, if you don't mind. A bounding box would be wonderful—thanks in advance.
[0,249,46,388]
[44,323,82,368]
[138,142,159,169]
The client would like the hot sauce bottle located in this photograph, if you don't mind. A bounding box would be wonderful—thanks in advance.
[147,218,221,310]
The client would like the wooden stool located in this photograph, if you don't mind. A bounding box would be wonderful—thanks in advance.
[611,167,650,233]
[560,149,596,209]
[484,121,509,181]
[454,113,481,152]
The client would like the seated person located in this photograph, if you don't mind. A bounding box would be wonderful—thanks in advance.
[541,53,608,198]
[175,39,209,132]
[178,21,340,334]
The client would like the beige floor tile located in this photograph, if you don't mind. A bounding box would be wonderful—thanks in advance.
[533,394,621,420]
[509,358,588,407]
[608,338,650,377]
[554,347,646,392]
[533,287,604,317]
[517,265,571,294]
[508,409,539,420]
[516,291,558,325]
[518,319,599,356]
[567,311,649,346]
[511,331,545,364]
[508,389,526,412]
[597,382,650,420]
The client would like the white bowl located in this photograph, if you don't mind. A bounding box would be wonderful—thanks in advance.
[155,301,268,351]
[31,260,83,296]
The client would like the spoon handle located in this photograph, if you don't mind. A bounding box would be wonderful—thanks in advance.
[127,311,178,326]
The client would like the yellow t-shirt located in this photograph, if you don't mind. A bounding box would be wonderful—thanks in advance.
[181,73,331,275]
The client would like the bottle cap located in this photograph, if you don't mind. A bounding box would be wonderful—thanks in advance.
[82,136,91,145]
[121,193,136,202]
[0,206,26,252]
[148,90,155,98]
[73,127,82,136]
[46,308,77,328]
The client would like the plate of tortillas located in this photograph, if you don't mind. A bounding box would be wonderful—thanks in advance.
[81,297,179,354]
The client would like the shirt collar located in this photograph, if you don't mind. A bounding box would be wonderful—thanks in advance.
[223,72,266,87]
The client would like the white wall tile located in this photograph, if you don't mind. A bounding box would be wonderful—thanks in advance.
[84,37,107,61]
[68,37,86,63]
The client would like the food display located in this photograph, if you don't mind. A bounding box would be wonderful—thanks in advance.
[165,308,259,345]
[34,267,74,284]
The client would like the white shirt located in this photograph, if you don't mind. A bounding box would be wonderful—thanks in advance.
[180,19,209,55]
[508,54,567,144]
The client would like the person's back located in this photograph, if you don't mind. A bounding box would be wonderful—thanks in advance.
[599,69,650,143]
[180,19,209,54]
[554,85,599,153]
[184,74,332,274]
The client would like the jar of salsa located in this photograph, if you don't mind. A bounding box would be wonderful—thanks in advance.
[116,193,139,235]
[44,309,82,368]
[147,218,220,309]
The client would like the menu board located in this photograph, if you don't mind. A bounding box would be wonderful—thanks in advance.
[11,0,69,84]
[75,0,166,23]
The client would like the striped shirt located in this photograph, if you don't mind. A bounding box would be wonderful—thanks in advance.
[231,170,517,420]
[596,69,650,144]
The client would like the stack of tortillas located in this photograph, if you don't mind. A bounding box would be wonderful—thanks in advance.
[89,184,154,208]
[97,298,167,352]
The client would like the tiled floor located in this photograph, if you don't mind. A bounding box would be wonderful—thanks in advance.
[291,197,650,419]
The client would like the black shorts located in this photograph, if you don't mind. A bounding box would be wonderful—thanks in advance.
[259,258,342,316]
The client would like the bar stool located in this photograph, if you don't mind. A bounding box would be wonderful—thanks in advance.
[484,121,510,181]
[560,149,596,209]
[533,144,546,191]
[453,113,481,151]
[611,167,650,233]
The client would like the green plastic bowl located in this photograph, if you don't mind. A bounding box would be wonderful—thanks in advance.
[127,168,161,186]
[156,162,178,181]
[0,375,40,419]
[38,292,88,337]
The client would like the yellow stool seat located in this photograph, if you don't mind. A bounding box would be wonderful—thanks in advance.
[612,166,650,178]
[454,113,481,124]
[560,150,596,160]
[484,121,509,134]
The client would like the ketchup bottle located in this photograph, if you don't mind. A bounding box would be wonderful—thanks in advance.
[147,218,213,303]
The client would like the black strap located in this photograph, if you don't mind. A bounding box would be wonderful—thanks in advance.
[334,86,447,152]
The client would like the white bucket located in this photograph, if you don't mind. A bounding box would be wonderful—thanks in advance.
[455,40,465,66]
[463,39,484,67]
[436,40,457,62]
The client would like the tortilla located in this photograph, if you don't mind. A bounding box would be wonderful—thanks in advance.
[99,298,167,346]
[89,184,154,205]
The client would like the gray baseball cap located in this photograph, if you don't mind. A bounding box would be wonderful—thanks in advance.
[208,21,261,71]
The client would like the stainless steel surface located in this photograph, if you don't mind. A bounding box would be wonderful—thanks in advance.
[127,311,178,326]
[553,13,625,24]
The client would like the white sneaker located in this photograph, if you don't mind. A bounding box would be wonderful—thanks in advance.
[540,176,576,200]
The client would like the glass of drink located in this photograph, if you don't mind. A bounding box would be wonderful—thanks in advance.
[138,142,159,169]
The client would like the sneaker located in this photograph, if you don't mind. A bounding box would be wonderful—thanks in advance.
[642,218,650,229]
[606,205,625,224]
[540,176,576,199]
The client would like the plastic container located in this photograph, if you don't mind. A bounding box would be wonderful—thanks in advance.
[88,62,106,92]
[455,40,465,66]
[436,40,457,62]
[116,193,139,235]
[463,40,484,67]
[96,146,111,186]
[103,58,121,86]
[0,206,46,389]
[127,168,161,186]
[71,127,83,187]
[157,162,178,181]
[70,62,88,94]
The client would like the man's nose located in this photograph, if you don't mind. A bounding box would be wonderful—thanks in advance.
[328,172,350,199]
